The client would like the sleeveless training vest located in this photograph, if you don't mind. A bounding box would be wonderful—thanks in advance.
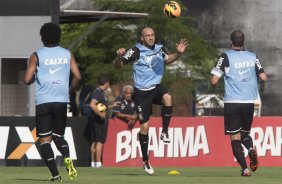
[35,46,71,105]
[224,50,258,102]
[133,43,164,89]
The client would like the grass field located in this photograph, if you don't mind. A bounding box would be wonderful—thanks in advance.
[1,167,282,184]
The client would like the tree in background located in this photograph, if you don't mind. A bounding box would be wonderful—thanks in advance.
[61,0,220,116]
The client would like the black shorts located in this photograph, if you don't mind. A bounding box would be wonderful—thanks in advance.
[133,84,170,124]
[88,116,109,144]
[36,102,67,138]
[224,103,254,135]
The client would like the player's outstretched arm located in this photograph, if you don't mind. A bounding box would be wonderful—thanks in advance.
[108,101,121,108]
[166,39,189,64]
[114,48,126,68]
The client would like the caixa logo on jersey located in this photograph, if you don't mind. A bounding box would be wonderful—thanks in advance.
[116,126,210,163]
[0,126,77,160]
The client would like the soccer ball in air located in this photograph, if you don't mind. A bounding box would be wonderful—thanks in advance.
[97,103,106,112]
[163,1,181,18]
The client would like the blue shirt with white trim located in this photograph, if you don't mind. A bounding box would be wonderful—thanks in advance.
[121,43,167,90]
[211,49,265,102]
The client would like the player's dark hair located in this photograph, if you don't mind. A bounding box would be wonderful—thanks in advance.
[98,75,109,86]
[40,22,61,47]
[230,30,244,47]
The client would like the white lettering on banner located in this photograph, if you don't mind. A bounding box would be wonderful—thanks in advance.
[251,127,282,156]
[174,126,209,157]
[52,128,77,160]
[116,130,133,162]
[131,128,141,158]
[0,127,10,159]
[15,127,41,159]
[116,125,209,163]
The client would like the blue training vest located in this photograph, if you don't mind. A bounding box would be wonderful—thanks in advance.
[35,46,71,105]
[224,50,258,102]
[133,43,164,89]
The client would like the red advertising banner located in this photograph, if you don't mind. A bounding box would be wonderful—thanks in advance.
[103,117,282,167]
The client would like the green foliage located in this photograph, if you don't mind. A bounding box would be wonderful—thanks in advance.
[60,0,220,114]
[61,22,135,85]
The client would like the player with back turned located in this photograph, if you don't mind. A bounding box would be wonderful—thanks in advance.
[210,30,267,176]
[24,22,81,181]
[115,27,188,174]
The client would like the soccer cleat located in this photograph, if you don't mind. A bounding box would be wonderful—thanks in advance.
[241,168,251,176]
[49,175,62,182]
[249,148,259,172]
[143,161,154,175]
[160,131,170,143]
[64,157,77,180]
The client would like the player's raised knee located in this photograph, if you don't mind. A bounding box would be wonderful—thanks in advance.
[162,93,172,105]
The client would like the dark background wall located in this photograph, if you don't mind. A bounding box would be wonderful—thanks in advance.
[186,0,281,115]
[0,0,59,22]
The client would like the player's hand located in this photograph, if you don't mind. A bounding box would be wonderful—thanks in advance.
[129,114,137,120]
[116,48,126,57]
[176,39,189,54]
[113,101,121,107]
[99,111,106,119]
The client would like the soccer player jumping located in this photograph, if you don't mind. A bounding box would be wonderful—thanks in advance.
[115,27,188,174]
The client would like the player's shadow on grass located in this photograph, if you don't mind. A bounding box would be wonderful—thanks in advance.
[13,178,74,182]
[113,173,156,176]
[11,178,46,182]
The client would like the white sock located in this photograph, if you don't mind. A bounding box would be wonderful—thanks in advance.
[96,162,102,167]
[91,161,96,167]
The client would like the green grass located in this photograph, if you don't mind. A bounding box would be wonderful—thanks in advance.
[1,167,282,184]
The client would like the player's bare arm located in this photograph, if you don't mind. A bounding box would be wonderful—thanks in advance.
[166,39,189,64]
[24,54,37,85]
[114,48,126,67]
[210,75,220,86]
[108,101,121,108]
[90,99,106,119]
[258,72,267,92]
[259,72,267,82]
[69,54,81,93]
